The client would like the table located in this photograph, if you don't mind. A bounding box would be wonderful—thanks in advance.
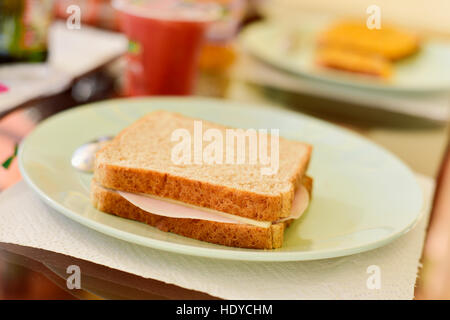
[1,47,449,301]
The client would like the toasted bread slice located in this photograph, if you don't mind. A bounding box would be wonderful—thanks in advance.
[318,21,420,61]
[91,176,313,249]
[94,110,312,222]
[316,46,392,78]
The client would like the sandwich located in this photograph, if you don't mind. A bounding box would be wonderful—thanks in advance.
[91,110,313,249]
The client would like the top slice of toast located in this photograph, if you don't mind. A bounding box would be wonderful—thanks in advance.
[94,110,312,221]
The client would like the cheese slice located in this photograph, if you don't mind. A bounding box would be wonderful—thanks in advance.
[118,185,309,228]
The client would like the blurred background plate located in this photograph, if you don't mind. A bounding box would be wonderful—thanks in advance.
[19,97,424,261]
[240,21,450,93]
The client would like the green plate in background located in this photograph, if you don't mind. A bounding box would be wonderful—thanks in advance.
[240,21,450,93]
[19,97,423,261]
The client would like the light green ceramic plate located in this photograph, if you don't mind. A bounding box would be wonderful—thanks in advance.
[240,21,450,93]
[19,97,423,261]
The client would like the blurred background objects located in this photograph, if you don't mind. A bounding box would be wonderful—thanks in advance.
[0,0,449,299]
[0,0,53,63]
[261,0,450,37]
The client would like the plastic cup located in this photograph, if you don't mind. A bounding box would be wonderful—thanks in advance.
[113,0,220,96]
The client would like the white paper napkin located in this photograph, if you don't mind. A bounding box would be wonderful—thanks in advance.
[0,174,434,300]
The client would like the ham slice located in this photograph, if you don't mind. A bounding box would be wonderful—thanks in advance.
[276,185,310,222]
[118,185,309,228]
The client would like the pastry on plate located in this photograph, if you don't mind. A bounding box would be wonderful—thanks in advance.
[318,21,420,61]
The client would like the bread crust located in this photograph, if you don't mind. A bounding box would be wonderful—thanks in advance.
[95,163,285,222]
[91,181,286,249]
[90,176,312,249]
[94,110,312,221]
[94,148,312,222]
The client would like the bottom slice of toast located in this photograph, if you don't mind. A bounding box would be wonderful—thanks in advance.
[91,177,312,249]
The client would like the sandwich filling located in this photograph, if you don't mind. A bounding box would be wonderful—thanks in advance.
[117,184,310,229]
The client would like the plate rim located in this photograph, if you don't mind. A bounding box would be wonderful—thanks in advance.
[18,96,425,261]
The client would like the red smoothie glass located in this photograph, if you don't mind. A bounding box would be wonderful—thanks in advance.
[113,0,220,96]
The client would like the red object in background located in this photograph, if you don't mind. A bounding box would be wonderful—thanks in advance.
[0,111,35,190]
[0,83,8,93]
[115,1,214,96]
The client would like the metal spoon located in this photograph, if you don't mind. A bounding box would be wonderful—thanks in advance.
[71,136,113,172]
